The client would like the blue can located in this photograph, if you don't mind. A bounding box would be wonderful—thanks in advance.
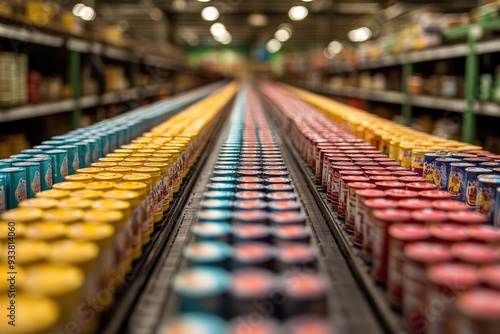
[184,242,232,268]
[74,142,90,169]
[33,145,55,151]
[202,191,234,200]
[0,161,11,168]
[192,222,232,243]
[480,162,500,169]
[84,139,98,164]
[27,157,52,190]
[423,152,451,184]
[41,140,66,147]
[57,145,79,175]
[46,149,68,183]
[0,175,6,213]
[463,157,491,164]
[0,167,27,209]
[21,149,44,155]
[10,154,35,161]
[464,167,493,208]
[447,162,476,201]
[476,174,500,225]
[12,162,40,198]
[435,158,461,190]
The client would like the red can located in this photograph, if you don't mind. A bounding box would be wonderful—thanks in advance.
[398,176,426,184]
[479,265,500,290]
[354,189,386,246]
[369,176,398,184]
[316,150,341,183]
[360,166,386,172]
[398,198,433,211]
[467,225,500,248]
[375,181,406,191]
[411,209,448,226]
[392,171,419,177]
[346,182,377,232]
[374,157,396,163]
[425,263,480,334]
[387,224,431,308]
[372,209,412,284]
[386,166,410,171]
[330,167,362,206]
[451,242,498,267]
[385,189,419,202]
[447,211,487,226]
[365,170,391,177]
[418,190,452,201]
[406,182,439,192]
[456,288,500,334]
[432,199,471,212]
[338,176,369,218]
[402,242,453,334]
[428,224,469,245]
[362,198,399,263]
[379,162,403,167]
[328,163,358,202]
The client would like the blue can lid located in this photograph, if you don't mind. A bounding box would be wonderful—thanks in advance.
[160,313,228,334]
[200,199,233,210]
[192,223,232,239]
[465,167,492,173]
[10,154,34,160]
[436,158,461,162]
[209,176,236,184]
[207,183,237,192]
[213,170,238,177]
[173,267,231,297]
[33,145,55,151]
[197,209,232,222]
[57,145,77,150]
[42,140,65,146]
[202,191,234,200]
[21,149,44,154]
[481,162,500,167]
[46,149,66,154]
[450,162,476,167]
[184,242,232,265]
[0,167,25,173]
[478,174,500,184]
[12,162,39,167]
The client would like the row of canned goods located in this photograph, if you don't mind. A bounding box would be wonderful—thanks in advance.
[0,83,222,212]
[162,88,337,334]
[261,83,500,334]
[0,83,236,334]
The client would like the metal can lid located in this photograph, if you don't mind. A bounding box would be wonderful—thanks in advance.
[266,192,298,201]
[230,268,276,299]
[432,200,471,212]
[365,170,391,176]
[339,170,364,177]
[411,208,448,223]
[478,174,500,183]
[283,272,327,299]
[233,242,274,263]
[365,198,399,209]
[197,210,232,222]
[457,288,500,319]
[467,225,500,242]
[269,212,306,225]
[235,191,266,200]
[53,181,86,191]
[370,176,398,182]
[341,175,370,182]
[173,267,230,297]
[389,223,430,241]
[192,223,232,238]
[233,200,267,211]
[266,184,294,192]
[233,210,267,223]
[376,181,406,188]
[407,182,438,191]
[200,199,233,210]
[184,242,232,264]
[265,177,291,184]
[418,190,452,200]
[203,191,234,200]
[373,209,412,222]
[233,224,270,238]
[236,183,266,192]
[385,189,418,198]
[268,201,301,211]
[429,224,469,242]
[207,183,237,192]
[274,225,310,240]
[236,176,264,183]
[392,171,419,177]
[427,263,480,288]
[451,242,498,264]
[448,211,487,225]
[385,166,410,171]
[356,189,386,198]
[398,176,426,183]
[398,198,432,210]
[347,182,377,190]
[277,243,315,263]
[404,242,453,263]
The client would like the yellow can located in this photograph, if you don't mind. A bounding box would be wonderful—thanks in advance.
[76,167,105,175]
[19,198,58,210]
[123,173,152,189]
[52,181,86,192]
[85,181,116,192]
[144,162,171,210]
[131,167,162,223]
[124,157,147,164]
[92,172,123,183]
[64,173,94,183]
[25,223,68,242]
[35,189,71,200]
[1,207,43,224]
[57,198,93,210]
[99,157,124,163]
[0,294,59,334]
[2,239,50,265]
[43,208,84,225]
[398,142,414,168]
[0,222,26,242]
[0,263,25,293]
[91,162,118,168]
[117,161,143,168]
[69,189,103,200]
[104,166,132,176]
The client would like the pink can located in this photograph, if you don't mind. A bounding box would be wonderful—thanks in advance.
[375,181,406,192]
[398,198,433,211]
[346,182,377,232]
[354,189,386,246]
[406,182,439,192]
[411,209,448,226]
[467,225,500,248]
[456,288,500,334]
[372,209,412,284]
[450,242,498,267]
[387,224,431,308]
[385,189,419,202]
[432,199,471,212]
[428,224,469,245]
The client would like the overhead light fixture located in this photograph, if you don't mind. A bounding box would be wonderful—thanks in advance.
[201,6,219,21]
[279,23,293,34]
[348,27,372,42]
[72,3,85,16]
[198,0,211,2]
[266,39,281,53]
[210,23,226,37]
[327,40,343,54]
[73,4,96,21]
[275,28,291,42]
[288,6,308,21]
[150,8,164,21]
[248,13,268,27]
[302,0,314,2]
[214,31,232,44]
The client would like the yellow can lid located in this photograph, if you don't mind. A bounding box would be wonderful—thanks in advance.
[25,223,68,241]
[115,181,148,198]
[0,294,59,334]
[105,166,132,175]
[49,240,99,270]
[99,157,124,163]
[136,149,156,154]
[69,189,103,200]
[105,153,129,158]
[123,173,152,187]
[118,161,143,168]
[67,223,115,249]
[35,189,71,200]
[64,173,94,183]
[143,162,169,174]
[0,222,26,240]
[1,208,43,223]
[102,190,141,207]
[84,210,124,226]
[21,264,84,297]
[76,167,105,174]
[57,198,93,210]
[146,157,171,164]
[92,172,123,183]
[0,264,25,292]
[125,157,147,163]
[52,181,86,191]
[42,208,84,224]
[132,166,161,177]
[142,145,161,150]
[113,150,133,156]
[91,162,118,168]
[120,144,140,151]
[91,198,131,213]
[131,153,152,158]
[19,198,58,210]
[2,240,50,265]
[85,181,116,192]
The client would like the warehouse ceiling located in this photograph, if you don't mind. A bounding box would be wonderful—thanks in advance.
[87,0,478,50]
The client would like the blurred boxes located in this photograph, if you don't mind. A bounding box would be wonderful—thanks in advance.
[0,53,28,106]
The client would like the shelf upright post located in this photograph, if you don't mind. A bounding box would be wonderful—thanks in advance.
[463,27,480,143]
[129,61,139,109]
[68,50,81,130]
[401,55,413,126]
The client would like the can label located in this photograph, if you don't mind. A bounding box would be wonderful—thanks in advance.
[61,156,68,177]
[73,154,80,172]
[477,183,496,224]
[434,161,448,190]
[46,163,53,187]
[0,184,5,213]
[423,160,435,183]
[448,167,465,199]
[31,171,41,194]
[466,178,478,206]
[15,178,26,202]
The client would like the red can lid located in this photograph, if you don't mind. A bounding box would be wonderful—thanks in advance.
[330,162,356,167]
[375,181,406,188]
[373,209,412,223]
[404,242,453,264]
[432,200,471,212]
[427,263,480,289]
[392,171,420,177]
[407,182,439,191]
[451,242,498,265]
[356,189,386,199]
[385,189,419,199]
[283,272,326,298]
[233,224,270,238]
[364,170,392,176]
[369,176,398,182]
[237,177,263,183]
[373,158,395,162]
[467,225,500,242]
[411,209,448,224]
[274,225,309,239]
[360,166,385,171]
[347,182,377,190]
[379,162,402,167]
[339,170,364,176]
[389,223,431,241]
[479,265,500,290]
[237,183,266,191]
[386,166,410,171]
[398,198,432,210]
[328,157,350,162]
[418,190,452,200]
[398,176,426,183]
[365,198,399,209]
[341,175,370,182]
[429,224,469,242]
[351,158,373,162]
[457,288,500,319]
[447,211,487,225]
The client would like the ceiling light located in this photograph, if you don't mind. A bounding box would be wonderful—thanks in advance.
[72,3,85,16]
[266,39,281,53]
[279,23,293,34]
[80,6,96,21]
[150,8,164,21]
[302,0,314,2]
[248,13,268,27]
[288,6,308,21]
[198,0,211,2]
[201,6,219,21]
[210,22,226,37]
[348,27,372,42]
[327,40,343,54]
[275,28,291,42]
[214,31,232,44]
